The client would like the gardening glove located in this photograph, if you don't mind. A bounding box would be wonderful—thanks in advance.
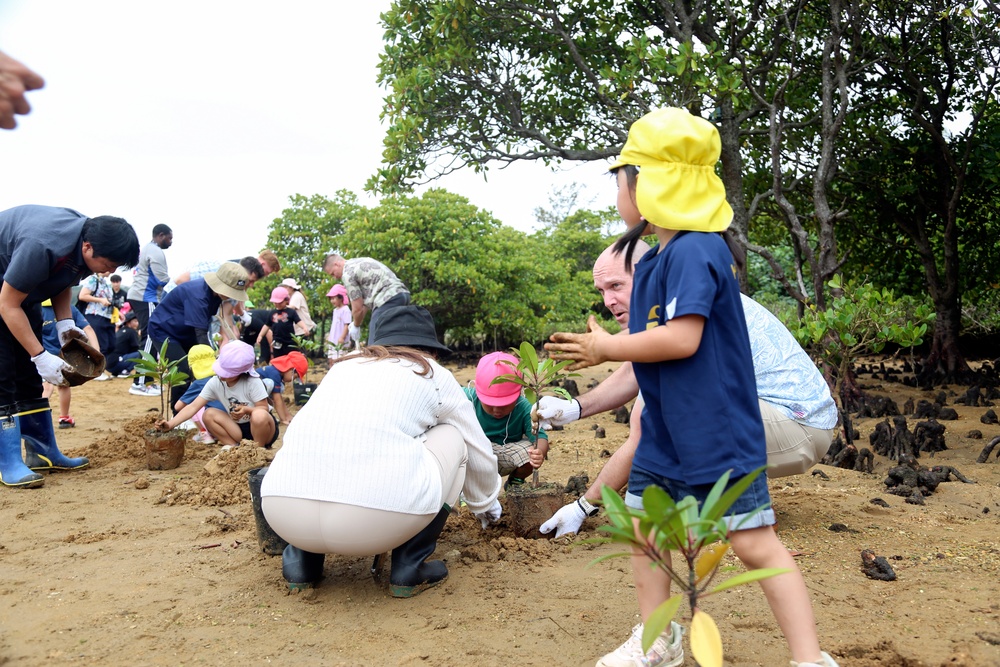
[240,312,252,326]
[348,323,360,342]
[55,318,87,346]
[539,500,588,538]
[535,396,581,430]
[474,499,502,529]
[31,350,71,386]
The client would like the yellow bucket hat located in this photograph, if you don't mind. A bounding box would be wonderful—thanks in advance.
[609,107,733,232]
[187,344,217,380]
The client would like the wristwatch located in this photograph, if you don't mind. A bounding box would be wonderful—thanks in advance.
[577,497,600,517]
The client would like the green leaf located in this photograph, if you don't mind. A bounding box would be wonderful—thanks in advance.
[642,596,683,652]
[708,567,790,593]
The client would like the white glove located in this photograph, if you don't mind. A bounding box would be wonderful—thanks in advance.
[535,396,581,430]
[55,319,87,347]
[539,500,588,538]
[348,324,361,342]
[474,499,502,529]
[32,350,71,386]
[240,312,252,326]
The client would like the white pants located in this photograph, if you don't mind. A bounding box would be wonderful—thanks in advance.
[261,424,467,556]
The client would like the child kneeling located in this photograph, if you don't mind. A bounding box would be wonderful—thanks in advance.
[158,341,279,449]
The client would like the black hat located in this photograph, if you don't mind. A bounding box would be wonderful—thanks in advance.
[370,305,450,356]
[123,311,138,323]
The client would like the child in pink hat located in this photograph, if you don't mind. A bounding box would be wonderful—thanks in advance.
[256,286,302,357]
[326,284,352,361]
[157,341,279,449]
[463,351,548,488]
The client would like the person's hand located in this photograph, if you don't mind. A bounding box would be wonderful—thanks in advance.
[240,312,252,326]
[55,319,87,346]
[534,396,581,430]
[155,419,172,432]
[100,297,111,307]
[544,315,613,371]
[0,50,44,130]
[528,446,545,469]
[348,323,360,342]
[474,499,502,529]
[31,350,70,386]
[539,501,588,538]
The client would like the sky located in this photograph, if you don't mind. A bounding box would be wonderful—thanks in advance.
[0,0,610,281]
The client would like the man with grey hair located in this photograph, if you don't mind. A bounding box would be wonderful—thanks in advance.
[323,253,411,345]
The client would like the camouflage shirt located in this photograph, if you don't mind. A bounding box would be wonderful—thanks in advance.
[342,258,409,310]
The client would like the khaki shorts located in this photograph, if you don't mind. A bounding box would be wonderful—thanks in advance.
[492,439,532,476]
[759,399,836,478]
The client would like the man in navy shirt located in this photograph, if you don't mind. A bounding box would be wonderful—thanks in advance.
[0,205,140,488]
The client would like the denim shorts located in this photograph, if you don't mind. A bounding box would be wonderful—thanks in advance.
[625,464,776,530]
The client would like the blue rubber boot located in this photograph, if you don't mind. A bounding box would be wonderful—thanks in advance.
[389,507,450,598]
[0,413,44,488]
[281,545,325,591]
[19,403,89,471]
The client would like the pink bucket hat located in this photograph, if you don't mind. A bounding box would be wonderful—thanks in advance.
[269,286,290,304]
[326,284,348,299]
[212,341,259,378]
[474,351,522,407]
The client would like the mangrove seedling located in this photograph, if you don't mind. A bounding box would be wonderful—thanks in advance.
[132,339,190,421]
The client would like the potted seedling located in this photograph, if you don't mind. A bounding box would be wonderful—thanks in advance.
[589,467,788,667]
[132,340,190,470]
[491,342,578,537]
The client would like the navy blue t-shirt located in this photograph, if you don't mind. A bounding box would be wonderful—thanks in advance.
[0,205,90,305]
[629,231,765,485]
[147,279,221,350]
[257,365,283,394]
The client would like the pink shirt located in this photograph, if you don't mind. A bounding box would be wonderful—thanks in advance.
[328,305,352,346]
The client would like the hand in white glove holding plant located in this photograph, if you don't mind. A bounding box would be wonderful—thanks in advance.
[55,318,87,346]
[474,498,502,529]
[539,497,597,538]
[348,323,360,344]
[534,396,581,430]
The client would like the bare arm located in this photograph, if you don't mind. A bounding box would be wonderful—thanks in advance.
[576,361,639,418]
[172,271,192,286]
[583,395,644,503]
[0,281,44,356]
[546,314,704,370]
[351,299,367,328]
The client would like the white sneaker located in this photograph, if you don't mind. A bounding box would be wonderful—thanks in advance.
[596,622,684,667]
[178,420,197,431]
[791,652,840,667]
[93,372,111,382]
[129,384,160,397]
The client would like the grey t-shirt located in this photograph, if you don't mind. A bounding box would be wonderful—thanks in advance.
[127,241,170,303]
[0,205,90,305]
[198,375,270,424]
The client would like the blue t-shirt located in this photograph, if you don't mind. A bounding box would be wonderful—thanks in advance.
[147,279,221,350]
[257,365,283,394]
[41,305,89,355]
[629,232,765,485]
[0,205,90,305]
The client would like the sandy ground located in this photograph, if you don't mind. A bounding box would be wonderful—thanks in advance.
[1,357,999,667]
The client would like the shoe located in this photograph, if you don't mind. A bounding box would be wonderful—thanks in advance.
[193,431,216,445]
[178,419,197,431]
[93,372,111,382]
[58,416,75,429]
[117,371,132,378]
[791,652,840,667]
[504,475,526,490]
[129,384,160,397]
[596,622,684,667]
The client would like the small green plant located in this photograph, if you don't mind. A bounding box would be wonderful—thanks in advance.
[132,340,190,421]
[491,341,578,487]
[589,468,788,667]
[291,332,322,356]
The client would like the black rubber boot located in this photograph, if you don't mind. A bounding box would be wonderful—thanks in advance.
[18,401,89,471]
[0,412,44,488]
[281,544,325,591]
[389,507,450,598]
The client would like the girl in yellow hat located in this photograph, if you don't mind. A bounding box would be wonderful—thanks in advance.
[547,108,836,667]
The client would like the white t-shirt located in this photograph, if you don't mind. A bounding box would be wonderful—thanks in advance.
[198,374,270,424]
[262,355,501,515]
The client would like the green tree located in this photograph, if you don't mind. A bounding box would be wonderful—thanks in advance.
[258,191,365,325]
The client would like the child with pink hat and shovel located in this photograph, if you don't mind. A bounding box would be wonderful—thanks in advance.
[326,284,353,361]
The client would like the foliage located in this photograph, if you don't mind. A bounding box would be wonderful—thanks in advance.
[257,191,365,320]
[132,340,190,421]
[492,341,577,486]
[588,469,787,667]
[784,275,935,407]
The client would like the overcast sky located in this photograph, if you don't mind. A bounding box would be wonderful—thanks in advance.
[0,0,609,280]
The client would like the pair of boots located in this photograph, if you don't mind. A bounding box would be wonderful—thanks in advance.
[280,506,450,598]
[0,403,89,489]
